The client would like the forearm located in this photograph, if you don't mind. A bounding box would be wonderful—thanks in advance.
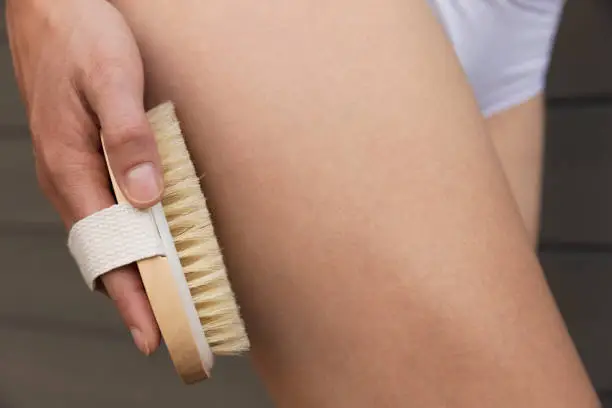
[110,0,598,406]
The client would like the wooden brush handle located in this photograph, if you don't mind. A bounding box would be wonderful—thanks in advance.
[100,138,210,384]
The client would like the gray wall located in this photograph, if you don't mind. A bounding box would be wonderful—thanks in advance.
[1,0,612,406]
[541,0,612,393]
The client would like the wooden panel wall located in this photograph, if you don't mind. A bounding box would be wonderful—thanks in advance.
[541,0,612,394]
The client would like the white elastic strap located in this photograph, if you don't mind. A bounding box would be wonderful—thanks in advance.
[67,203,166,291]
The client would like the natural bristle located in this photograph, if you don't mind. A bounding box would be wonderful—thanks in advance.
[147,101,250,355]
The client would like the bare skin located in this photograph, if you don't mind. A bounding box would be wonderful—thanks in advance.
[487,94,546,245]
[106,0,598,406]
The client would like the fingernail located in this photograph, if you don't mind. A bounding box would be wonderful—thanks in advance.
[125,162,162,204]
[130,328,151,356]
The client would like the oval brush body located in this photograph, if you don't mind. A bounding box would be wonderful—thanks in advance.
[102,101,250,383]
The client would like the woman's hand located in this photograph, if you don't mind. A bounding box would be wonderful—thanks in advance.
[6,0,162,355]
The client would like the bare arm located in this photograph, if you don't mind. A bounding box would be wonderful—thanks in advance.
[110,0,599,406]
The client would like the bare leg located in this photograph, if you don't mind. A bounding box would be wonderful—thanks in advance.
[110,1,598,406]
[486,95,546,244]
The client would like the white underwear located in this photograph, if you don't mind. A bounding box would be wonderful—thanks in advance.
[427,0,567,117]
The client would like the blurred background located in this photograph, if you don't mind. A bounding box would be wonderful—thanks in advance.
[2,0,612,406]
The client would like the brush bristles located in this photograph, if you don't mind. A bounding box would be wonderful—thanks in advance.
[147,102,250,355]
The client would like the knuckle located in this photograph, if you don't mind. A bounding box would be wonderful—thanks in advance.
[87,58,127,94]
[36,145,79,188]
[111,284,132,312]
[104,120,152,152]
[28,118,72,199]
[46,163,71,186]
[103,268,143,308]
[34,160,55,199]
[27,110,98,191]
[28,115,47,143]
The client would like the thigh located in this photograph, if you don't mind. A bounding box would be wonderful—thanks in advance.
[110,1,596,407]
[486,94,545,244]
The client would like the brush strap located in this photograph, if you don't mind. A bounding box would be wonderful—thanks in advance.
[67,203,166,291]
